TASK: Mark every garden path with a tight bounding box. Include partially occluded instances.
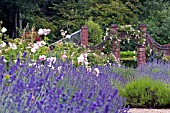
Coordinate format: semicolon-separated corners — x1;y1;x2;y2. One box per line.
128;108;170;113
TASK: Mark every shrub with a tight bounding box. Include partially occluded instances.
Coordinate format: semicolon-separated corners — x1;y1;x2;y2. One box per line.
85;18;104;45
119;77;170;108
120;51;137;67
87;50;116;66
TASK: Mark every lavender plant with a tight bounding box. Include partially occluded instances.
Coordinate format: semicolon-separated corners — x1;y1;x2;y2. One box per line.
0;53;129;113
113;61;170;108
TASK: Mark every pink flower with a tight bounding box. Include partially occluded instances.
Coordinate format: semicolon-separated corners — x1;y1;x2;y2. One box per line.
43;29;51;35
39;55;46;61
61;54;67;60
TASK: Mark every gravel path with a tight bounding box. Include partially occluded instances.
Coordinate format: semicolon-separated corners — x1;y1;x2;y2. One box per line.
128;108;170;113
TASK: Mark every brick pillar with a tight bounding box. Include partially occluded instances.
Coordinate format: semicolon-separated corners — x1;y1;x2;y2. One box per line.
137;24;147;66
81;26;88;46
111;24;120;63
137;45;146;66
139;24;147;36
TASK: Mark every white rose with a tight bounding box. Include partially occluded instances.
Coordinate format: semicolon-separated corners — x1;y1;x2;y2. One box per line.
38;28;44;35
31;48;36;53
94;68;100;77
0;41;6;48
41;41;46;45
77;54;84;64
1;27;7;33
43;29;51;35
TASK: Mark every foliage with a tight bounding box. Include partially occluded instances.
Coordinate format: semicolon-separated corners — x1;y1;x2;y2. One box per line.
140;0;170;44
110;66;136;81
120;51;136;58
86;0;139;26
24;16;58;43
0;0;46;38
110;61;170;108
121;60;137;68
37;0;139;39
119;77;170;108
87;50;116;66
120;51;137;67
85;18;104;45
101;39;112;54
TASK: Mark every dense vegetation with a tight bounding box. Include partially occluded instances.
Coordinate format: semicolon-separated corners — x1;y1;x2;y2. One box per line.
0;0;170;112
0;0;170;45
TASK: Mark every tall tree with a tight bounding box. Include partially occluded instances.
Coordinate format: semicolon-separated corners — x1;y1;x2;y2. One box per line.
0;0;45;38
140;0;170;44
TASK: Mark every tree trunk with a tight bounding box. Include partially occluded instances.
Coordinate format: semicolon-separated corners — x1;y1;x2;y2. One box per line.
19;10;22;29
14;11;18;38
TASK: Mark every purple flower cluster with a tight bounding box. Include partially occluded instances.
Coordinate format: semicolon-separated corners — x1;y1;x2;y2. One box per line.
136;61;170;84
0;53;128;113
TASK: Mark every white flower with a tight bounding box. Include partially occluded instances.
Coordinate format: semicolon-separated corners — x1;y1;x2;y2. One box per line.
61;32;66;37
43;29;51;35
77;54;84;64
58;66;62;73
100;52;104;55
26;46;31;49
94;68;100;77
39;55;46;61
28;62;36;67
125;25;132;27
41;41;46;45
127;38;130;43
1;27;7;33
14;60;17;63
8;42;17;50
86;66;92;72
33;43;39;50
36;41;43;47
47;57;56;63
3;58;7;62
133;50;136;54
84;61;89;66
38;28;44;35
31;48;36;53
0;41;6;48
48;62;55;70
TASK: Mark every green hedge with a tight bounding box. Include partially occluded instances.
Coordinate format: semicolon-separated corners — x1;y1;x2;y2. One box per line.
120;51;136;58
119;77;170;108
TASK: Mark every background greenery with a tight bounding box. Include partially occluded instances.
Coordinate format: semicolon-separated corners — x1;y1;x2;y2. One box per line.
1;0;169;46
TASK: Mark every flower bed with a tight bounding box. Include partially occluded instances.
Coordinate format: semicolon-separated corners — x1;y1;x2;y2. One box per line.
0;55;128;112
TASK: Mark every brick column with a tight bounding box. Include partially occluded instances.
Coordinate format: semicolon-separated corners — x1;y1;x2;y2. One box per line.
137;45;146;66
139;24;147;36
111;24;120;63
137;24;147;66
81;26;88;46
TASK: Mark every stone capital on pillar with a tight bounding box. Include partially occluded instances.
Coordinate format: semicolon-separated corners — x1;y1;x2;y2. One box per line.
110;24;118;34
81;25;88;46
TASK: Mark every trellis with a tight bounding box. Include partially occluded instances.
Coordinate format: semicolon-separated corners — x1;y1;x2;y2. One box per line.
81;24;170;67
